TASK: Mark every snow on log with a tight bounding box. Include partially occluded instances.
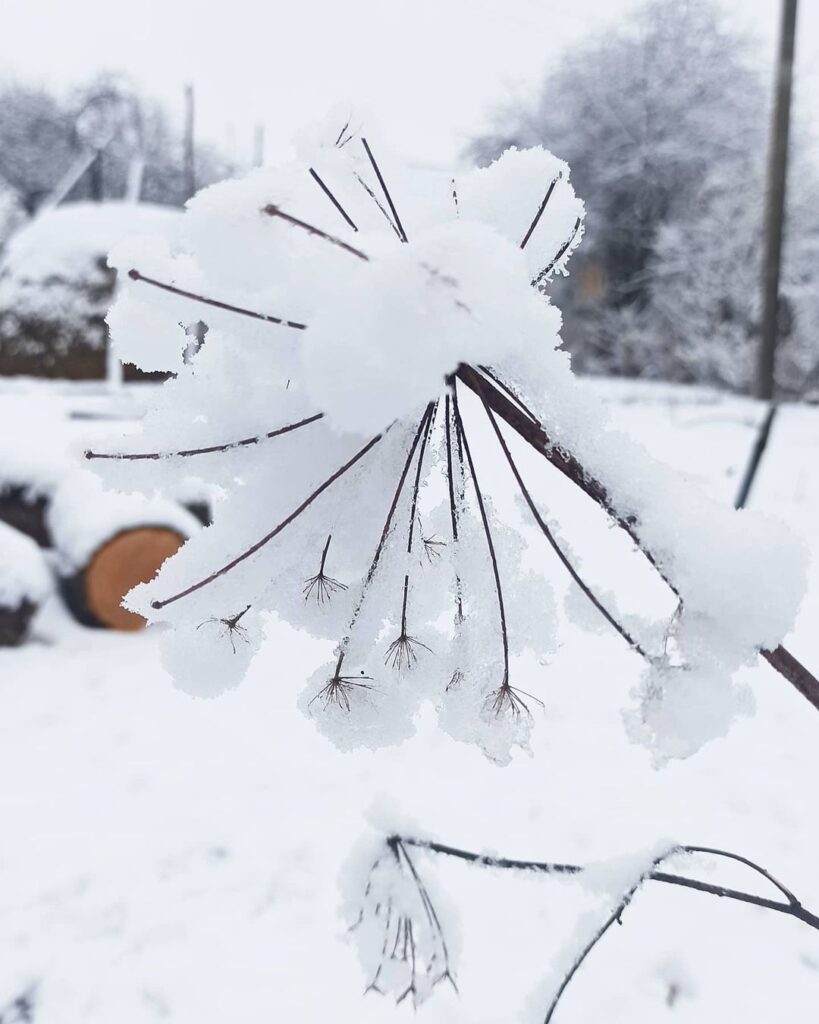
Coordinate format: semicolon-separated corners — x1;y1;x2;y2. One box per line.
47;473;200;631
0;520;51;645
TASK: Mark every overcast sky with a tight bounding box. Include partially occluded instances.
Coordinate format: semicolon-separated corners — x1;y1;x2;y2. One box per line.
1;0;817;166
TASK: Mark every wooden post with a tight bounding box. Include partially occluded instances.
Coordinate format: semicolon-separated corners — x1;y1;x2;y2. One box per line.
755;0;798;400
184;83;196;200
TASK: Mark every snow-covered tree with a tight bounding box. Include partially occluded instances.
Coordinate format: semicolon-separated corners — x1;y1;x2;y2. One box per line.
0;76;232;213
469;0;819;395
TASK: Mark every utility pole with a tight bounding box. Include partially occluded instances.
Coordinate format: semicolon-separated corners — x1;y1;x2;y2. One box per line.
184;83;196;201
755;0;798;400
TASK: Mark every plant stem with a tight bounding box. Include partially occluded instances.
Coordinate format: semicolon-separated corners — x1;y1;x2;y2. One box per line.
151;431;383;610
127;269;307;330
85;412;323;461
456;363;819;712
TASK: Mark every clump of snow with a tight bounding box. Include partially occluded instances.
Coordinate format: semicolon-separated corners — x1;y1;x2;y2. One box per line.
302;221;562;435
159;605;264;699
625;662;754;765
93;115;806;765
47;471;200;574
0;520;51;607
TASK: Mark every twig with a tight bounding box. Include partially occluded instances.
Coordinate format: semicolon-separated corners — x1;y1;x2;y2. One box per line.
303;534;348;603
261;204;369;261
309;167;359;232
390;834;819;1022
477;364;540;427
361;137;408;242
455;364;819;712
478;391;649;659
85;412;323;461
520;172;561;249
333;405;434;678
197;604;252;653
151;431;384;610
532;216;583;288
354;172;404;240
126;269;307;330
385;403;436;669
444;394;464;622
452;383;541;716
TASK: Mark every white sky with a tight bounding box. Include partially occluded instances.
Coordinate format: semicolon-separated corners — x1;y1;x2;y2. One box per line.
0;0;817;166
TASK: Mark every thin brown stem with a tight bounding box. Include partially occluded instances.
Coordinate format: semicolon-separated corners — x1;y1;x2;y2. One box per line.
361;137;408;242
334;406;434;676
303;534;347;604
309;167;359;232
542;847;680;1024
261;204;369;261
385;404;436;670
520;172;561;249
456;364;819;712
126;269;307;330
85;412;323;461
531;216;583;288
476;365;540;426
444;394;464;622
406;403;436;555
354;172;404;240
151;432;383;610
395;833;819;1021
451;383;509;689
479;394;649;659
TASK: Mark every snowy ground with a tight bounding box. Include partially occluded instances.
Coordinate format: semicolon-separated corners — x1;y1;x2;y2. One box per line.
1;378;819;1023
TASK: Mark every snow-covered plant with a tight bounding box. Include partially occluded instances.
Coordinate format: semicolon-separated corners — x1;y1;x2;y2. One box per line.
88;114;813;765
343;834;458;1006
345;828;819;1020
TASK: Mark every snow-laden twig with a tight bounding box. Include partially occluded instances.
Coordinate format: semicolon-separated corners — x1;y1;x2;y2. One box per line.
150;430;385;610
365;833;819;1022
455;363;819;711
126;268;307;330
477;386;650;659
309;166;360;232
85;412;324;461
361;137;408;243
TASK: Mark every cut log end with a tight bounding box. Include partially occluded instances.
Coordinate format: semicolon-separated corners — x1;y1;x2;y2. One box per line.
76;527;186;632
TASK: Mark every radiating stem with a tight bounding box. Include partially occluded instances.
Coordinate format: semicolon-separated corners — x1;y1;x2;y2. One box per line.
85;412;323;461
126;269;307;330
479;392;649;659
451;383;509;687
151;431;384;610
